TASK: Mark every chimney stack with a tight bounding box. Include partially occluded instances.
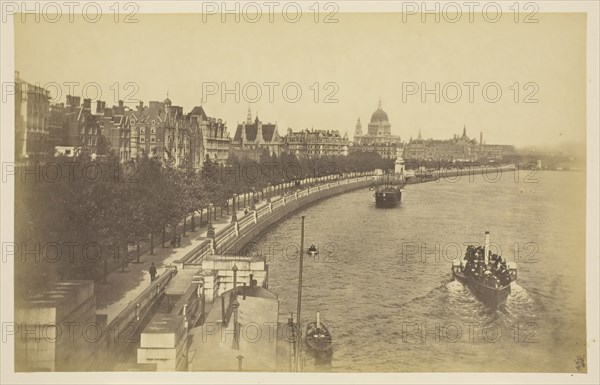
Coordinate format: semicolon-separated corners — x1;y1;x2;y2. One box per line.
83;98;91;110
118;100;124;107
480;132;483;145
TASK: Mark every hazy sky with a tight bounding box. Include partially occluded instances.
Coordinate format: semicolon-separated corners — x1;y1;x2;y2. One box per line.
15;12;586;147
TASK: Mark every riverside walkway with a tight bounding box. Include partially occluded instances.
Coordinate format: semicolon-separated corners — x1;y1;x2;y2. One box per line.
94;164;515;323
94;174;372;323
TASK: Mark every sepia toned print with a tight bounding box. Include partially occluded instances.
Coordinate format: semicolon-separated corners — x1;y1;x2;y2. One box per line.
1;2;598;383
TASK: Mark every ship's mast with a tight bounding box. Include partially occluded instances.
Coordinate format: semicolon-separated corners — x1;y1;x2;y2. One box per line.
484;231;490;263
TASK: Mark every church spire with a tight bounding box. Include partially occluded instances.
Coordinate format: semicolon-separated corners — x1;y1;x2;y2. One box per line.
246;105;253;124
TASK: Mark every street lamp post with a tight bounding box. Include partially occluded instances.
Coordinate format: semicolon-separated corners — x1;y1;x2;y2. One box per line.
207;203;215;238
231;194;238;223
251;188;256;210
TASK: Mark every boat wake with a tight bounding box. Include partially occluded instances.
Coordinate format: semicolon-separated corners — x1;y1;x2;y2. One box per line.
397;278;538;327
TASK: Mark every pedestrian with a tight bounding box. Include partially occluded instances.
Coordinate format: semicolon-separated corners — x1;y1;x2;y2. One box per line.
177;235;181;247
149;262;157;282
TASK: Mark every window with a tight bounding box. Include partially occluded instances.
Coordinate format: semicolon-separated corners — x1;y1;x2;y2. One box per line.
141;138;145;143
150;136;155;143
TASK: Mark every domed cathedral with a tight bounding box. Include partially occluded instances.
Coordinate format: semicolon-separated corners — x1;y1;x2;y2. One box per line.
352;99;403;159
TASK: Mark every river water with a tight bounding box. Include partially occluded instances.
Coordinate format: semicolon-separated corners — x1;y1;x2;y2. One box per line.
253;170;587;372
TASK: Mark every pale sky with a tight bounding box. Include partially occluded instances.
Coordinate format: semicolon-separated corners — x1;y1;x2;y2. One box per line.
15;12;586;147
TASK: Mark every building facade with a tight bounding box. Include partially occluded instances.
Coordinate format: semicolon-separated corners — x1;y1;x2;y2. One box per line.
97;100;131;161
232;107;281;157
352;100;402;159
15;72;51;158
284;128;349;158
187;106;231;166
404;126;515;162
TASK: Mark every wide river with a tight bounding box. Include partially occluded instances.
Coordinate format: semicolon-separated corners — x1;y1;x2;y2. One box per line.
252;170;587;372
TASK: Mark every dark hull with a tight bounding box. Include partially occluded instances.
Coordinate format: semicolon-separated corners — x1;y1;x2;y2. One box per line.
375;190;402;208
305;322;332;352
453;270;510;307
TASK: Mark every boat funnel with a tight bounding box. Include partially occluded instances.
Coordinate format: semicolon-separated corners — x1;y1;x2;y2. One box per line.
484;231;490;262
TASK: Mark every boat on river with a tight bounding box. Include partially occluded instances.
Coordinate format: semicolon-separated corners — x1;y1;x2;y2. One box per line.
374;172;405;208
305;312;332;352
451;231;517;307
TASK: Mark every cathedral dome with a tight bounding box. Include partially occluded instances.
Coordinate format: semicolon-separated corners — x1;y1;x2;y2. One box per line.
370;108;388;123
370;99;389;123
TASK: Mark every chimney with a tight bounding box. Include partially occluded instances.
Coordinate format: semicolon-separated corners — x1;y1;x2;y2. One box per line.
484;231;490;263
83;98;91;110
96;100;103;114
66;95;72;106
137;100;144;111
118;100;124;107
72;96;81;107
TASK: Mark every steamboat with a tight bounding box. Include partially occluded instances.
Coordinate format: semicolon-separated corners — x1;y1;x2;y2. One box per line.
374;172;405;208
451;231;517;307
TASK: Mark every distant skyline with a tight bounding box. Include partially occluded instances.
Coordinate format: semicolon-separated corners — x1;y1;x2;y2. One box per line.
15;13;586;148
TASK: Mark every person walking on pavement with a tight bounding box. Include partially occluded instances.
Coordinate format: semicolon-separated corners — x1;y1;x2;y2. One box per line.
149;262;157;282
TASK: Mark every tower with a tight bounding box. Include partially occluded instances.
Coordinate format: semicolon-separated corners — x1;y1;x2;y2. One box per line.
246;105;253;124
354;117;362;137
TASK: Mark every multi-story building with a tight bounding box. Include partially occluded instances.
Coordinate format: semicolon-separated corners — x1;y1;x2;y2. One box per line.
404;127;515;162
128;98;230;169
284;128;349;158
128;100;169;161
232;107;281;157
352;100;403;159
186;106;231;166
52;95;102;156
128;98;187;164
15;71;51;158
97;100;131;161
48;102;67;153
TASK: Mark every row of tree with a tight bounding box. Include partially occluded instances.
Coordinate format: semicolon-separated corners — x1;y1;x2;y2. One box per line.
14;150;392;297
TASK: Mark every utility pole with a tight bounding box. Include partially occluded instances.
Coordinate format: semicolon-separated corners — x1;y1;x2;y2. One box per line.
295;215;305;371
